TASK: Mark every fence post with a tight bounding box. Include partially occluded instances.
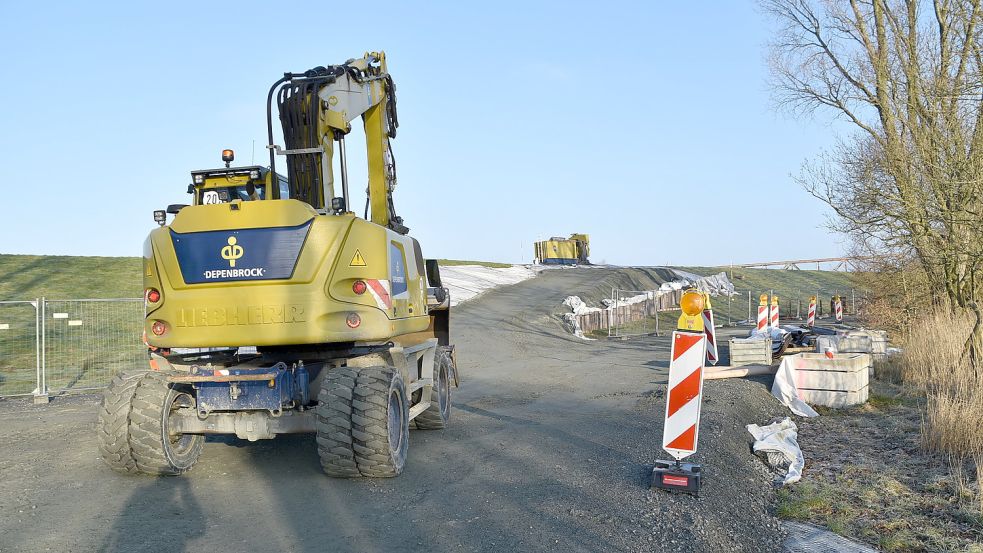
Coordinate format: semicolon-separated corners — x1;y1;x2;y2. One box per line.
34;297;49;403
747;290;751;323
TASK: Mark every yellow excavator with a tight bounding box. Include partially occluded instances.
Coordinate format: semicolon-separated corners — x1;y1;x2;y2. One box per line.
98;52;457;478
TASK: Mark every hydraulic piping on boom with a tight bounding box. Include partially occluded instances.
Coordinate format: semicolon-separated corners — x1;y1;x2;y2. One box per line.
265;52;407;234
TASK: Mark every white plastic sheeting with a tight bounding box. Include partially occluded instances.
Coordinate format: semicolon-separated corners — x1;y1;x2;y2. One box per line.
560;292;655;340
669;270;738;297
748;327;788;341
771;356;820;418
747;417;806;485
560;296;599;340
440;265;543;306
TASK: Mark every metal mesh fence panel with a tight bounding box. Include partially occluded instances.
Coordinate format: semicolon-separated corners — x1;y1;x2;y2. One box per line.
607;289;676;338
0;301;40;396
42;299;146;394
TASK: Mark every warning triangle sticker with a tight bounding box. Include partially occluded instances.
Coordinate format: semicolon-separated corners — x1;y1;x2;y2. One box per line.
349;249;367;267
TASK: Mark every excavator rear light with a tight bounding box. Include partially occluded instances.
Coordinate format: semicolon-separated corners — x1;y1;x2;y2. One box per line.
146;288;161;303
193;174;205;185
249;169;261;179
352;280;367;295
346;313;361;329
151;320;167;336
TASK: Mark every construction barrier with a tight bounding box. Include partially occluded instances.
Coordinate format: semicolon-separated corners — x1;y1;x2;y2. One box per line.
770;296;779;328
807;296;816;327
662;331;706;459
703;307;717;365
756;294;768;331
834;296;843;322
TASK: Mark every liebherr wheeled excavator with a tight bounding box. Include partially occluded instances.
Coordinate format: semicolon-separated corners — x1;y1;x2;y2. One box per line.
98;52;457;478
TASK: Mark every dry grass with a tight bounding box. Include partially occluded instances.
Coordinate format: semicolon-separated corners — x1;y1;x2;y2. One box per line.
898;309;983;513
781;381;983;551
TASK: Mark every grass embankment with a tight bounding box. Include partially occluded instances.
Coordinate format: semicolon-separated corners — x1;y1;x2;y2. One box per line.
0;254;514;300
0;254;143;299
679;266;860;325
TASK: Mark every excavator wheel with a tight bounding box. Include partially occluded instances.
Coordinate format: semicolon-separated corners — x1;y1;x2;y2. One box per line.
414;350;452;430
315;367;362;478
351;366;409;478
98;370;149;474
128;371;203;476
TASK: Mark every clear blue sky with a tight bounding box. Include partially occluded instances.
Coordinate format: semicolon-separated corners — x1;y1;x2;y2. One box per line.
0;1;849;266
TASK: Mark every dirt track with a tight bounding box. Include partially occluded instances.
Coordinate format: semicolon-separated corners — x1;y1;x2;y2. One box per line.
0;268;791;552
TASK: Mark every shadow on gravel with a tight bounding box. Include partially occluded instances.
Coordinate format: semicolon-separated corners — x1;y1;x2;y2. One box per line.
98;477;205;553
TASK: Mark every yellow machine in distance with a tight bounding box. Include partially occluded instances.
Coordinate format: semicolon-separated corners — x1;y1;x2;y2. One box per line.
102;52;456;480
534;233;590;265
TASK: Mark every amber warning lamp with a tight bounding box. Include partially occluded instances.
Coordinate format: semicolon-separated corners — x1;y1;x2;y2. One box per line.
222;149;235;168
677;289;706;332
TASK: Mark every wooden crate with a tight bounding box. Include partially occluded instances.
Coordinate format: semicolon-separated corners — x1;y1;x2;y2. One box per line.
789;353;870;408
728;338;772;366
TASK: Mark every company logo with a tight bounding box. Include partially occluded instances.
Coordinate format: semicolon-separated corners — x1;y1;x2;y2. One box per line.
221;236;244;267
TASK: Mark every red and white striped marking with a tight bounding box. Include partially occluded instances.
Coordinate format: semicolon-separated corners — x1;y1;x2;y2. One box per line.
702;309;718;365
835;299;843;322
770;300;780;328
807;299;816;326
662;331;707;460
757;305;768;331
366;279;392;311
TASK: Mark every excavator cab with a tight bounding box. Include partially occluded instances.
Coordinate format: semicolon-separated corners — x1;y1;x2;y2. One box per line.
189;162;290;205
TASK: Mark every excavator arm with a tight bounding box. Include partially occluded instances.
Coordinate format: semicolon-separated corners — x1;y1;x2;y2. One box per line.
266;51;406;233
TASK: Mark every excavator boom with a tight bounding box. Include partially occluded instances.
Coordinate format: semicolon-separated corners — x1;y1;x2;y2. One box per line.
266;51;406;233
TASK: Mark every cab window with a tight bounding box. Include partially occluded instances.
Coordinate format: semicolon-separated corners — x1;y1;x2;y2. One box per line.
200;185;265;204
390;242;408;297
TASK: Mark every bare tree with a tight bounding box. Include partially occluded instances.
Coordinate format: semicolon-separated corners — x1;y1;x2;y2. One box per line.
763;0;983;307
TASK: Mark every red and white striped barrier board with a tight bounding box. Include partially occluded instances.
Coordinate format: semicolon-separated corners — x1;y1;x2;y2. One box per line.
662;331;707;460
835;298;843;322
702;309;718;365
757;305;768;331
807;298;816;327
770;298;779;328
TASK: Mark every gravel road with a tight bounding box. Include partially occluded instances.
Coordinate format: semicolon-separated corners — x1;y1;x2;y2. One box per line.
0;268;791;552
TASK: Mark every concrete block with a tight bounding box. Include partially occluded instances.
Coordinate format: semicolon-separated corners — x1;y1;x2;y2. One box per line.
797;386;869;408
788;353;871;408
837;330;889;354
837;335;873;353
794;367;868;392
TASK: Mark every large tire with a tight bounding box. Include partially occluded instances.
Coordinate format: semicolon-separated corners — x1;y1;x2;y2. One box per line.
414;351;452;430
315;367;361;478
98;371;148;474
128;371;203;475
351;367;409;478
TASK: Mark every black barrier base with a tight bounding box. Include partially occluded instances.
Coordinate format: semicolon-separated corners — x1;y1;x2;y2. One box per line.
651;460;701;495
